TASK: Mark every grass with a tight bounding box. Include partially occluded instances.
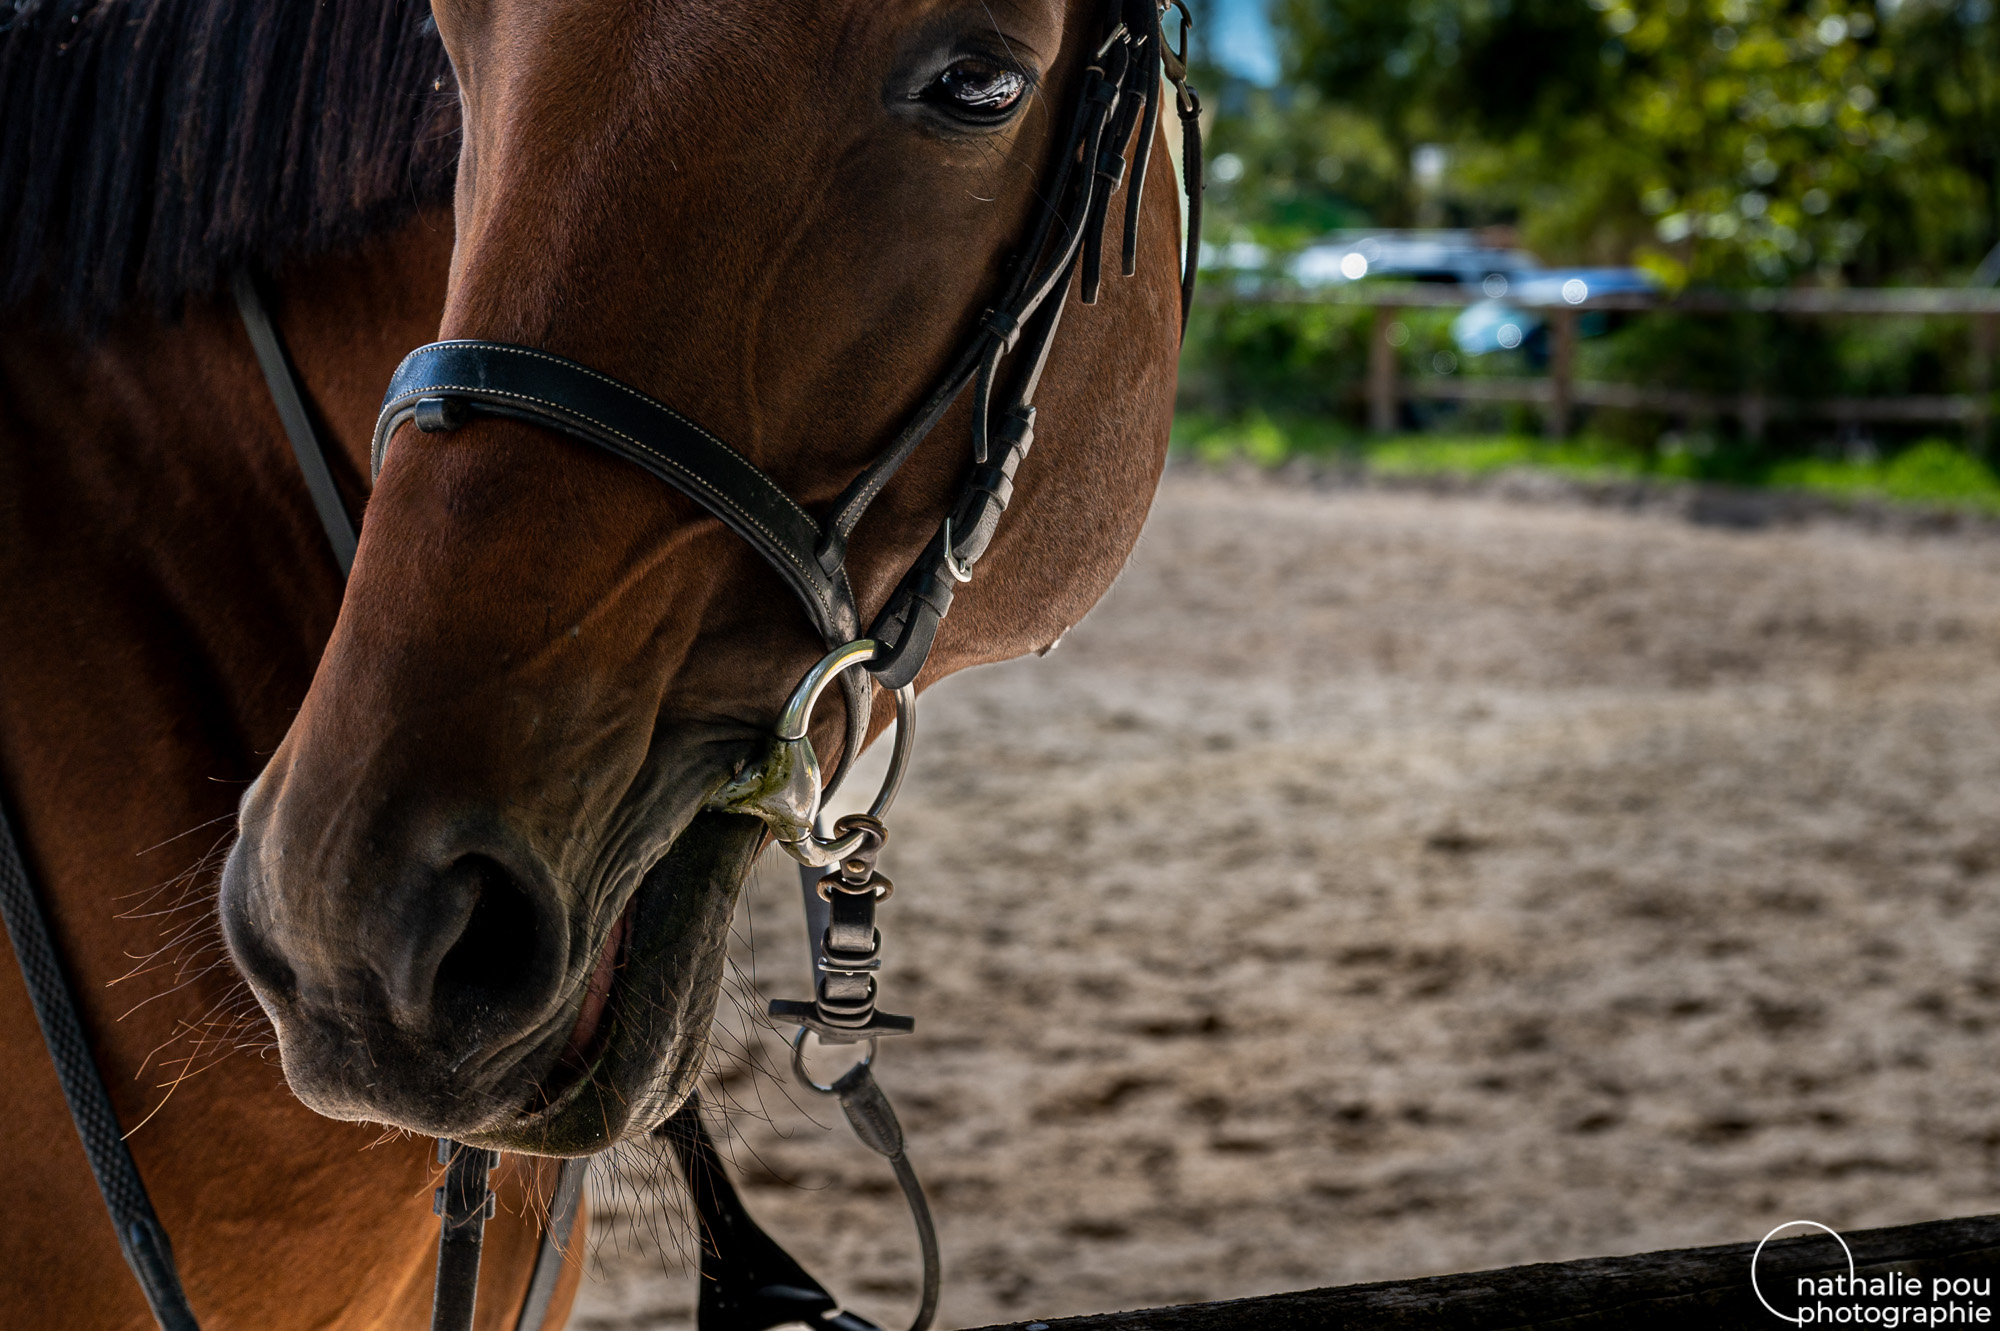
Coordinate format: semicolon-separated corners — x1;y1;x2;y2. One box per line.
1765;441;2000;513
1172;412;2000;514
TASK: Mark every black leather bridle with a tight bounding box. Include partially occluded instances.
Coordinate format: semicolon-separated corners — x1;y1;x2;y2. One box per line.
0;2;1200;1330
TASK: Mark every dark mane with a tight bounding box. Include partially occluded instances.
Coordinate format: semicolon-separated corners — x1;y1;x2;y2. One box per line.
0;0;457;329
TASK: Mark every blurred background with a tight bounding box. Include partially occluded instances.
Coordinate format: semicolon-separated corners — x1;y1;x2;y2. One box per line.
1179;0;2000;499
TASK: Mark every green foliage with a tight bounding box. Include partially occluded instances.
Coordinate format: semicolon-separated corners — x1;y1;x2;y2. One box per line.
1179;2;1998;476
1366;433;1651;476
1177;299;1377;415
1257;0;1999;284
1768;436;2000;505
1173;414;2000;510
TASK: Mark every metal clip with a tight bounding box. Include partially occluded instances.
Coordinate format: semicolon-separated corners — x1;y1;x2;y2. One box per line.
939;518;973;584
413;395;467;433
1161;0;1193;83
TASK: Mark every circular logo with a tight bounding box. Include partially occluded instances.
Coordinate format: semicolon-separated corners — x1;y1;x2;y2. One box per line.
1752;1221;1856;1324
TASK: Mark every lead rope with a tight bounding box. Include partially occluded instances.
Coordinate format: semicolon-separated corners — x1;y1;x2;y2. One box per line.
0;798;201;1331
775;819;941;1331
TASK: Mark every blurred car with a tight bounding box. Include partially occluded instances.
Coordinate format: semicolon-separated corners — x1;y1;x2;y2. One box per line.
1290;230;1541;288
1452;268;1662;356
1281;230;1660;358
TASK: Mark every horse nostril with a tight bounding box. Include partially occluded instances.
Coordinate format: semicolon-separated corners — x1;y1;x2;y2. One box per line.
434;853;543;1013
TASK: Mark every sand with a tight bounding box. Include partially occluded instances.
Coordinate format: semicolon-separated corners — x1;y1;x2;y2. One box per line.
569;468;2000;1330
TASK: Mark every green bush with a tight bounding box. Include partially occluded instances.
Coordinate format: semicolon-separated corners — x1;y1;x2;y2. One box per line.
1173;409;2000;515
1180;298;1993;477
1768;438;2000;510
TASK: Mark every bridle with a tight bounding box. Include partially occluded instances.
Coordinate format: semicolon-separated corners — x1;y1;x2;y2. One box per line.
372;0;1204;826
0;2;1200;1329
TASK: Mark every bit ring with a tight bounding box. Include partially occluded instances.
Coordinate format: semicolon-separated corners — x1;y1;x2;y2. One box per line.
772;641;916;867
791;1028;878;1097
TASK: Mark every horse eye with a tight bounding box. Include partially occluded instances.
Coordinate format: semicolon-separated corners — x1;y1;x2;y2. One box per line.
924;58;1028;119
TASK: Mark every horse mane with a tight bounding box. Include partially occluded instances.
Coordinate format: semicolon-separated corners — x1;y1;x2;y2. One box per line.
0;0;458;329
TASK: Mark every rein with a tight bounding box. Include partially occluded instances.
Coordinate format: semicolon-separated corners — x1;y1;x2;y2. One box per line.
0;2;1200;1328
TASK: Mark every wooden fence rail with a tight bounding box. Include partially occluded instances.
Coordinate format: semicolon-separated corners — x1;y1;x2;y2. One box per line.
1233;282;2000;444
966;1211;2000;1330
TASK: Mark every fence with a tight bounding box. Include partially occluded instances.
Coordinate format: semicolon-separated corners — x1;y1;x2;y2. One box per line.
1241;282;2000;445
966;1211;2000;1330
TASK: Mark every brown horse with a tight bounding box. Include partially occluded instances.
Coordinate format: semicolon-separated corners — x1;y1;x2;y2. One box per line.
2;0;1181;1325
1;3;576;1325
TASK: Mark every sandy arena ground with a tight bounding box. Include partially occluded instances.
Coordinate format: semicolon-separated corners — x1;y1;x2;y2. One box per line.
569;467;2000;1330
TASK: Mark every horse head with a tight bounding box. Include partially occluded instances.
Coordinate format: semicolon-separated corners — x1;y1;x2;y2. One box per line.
220;0;1185;1154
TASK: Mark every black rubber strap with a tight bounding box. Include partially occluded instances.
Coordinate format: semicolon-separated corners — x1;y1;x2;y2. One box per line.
0;795;202;1331
231;270;359;575
656;1095;883;1331
829;1065;940;1331
432;1141;498;1331
373;341;861;649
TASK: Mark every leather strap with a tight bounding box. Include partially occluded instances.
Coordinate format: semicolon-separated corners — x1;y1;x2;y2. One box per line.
0;795;202;1331
656;1094;887;1331
373;340;876;798
373;341;861;649
513;1159;587;1331
232;270;359;575
431;1142;499;1331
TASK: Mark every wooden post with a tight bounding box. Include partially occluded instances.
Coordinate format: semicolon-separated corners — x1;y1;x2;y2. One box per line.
1741;391;1768;444
966;1212;2000;1331
1546;307;1577;441
1972;312;1995;457
1369;305;1399;435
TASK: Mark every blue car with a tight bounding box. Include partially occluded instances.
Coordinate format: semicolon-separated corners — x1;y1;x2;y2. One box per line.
1452;267;1662;356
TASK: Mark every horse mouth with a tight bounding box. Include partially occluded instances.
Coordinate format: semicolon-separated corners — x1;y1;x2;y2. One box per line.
515;893;632;1118
475;810;765;1156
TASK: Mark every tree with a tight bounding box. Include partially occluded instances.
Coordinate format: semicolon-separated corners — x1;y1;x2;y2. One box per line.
1277;0;1997;285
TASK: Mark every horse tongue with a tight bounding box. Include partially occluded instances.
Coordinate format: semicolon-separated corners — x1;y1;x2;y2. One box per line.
563;904;629;1064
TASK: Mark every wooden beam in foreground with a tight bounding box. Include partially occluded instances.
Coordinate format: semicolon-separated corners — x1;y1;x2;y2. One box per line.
964;1212;2000;1330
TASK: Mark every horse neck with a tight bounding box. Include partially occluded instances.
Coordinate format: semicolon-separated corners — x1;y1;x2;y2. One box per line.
0;211;452;1053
